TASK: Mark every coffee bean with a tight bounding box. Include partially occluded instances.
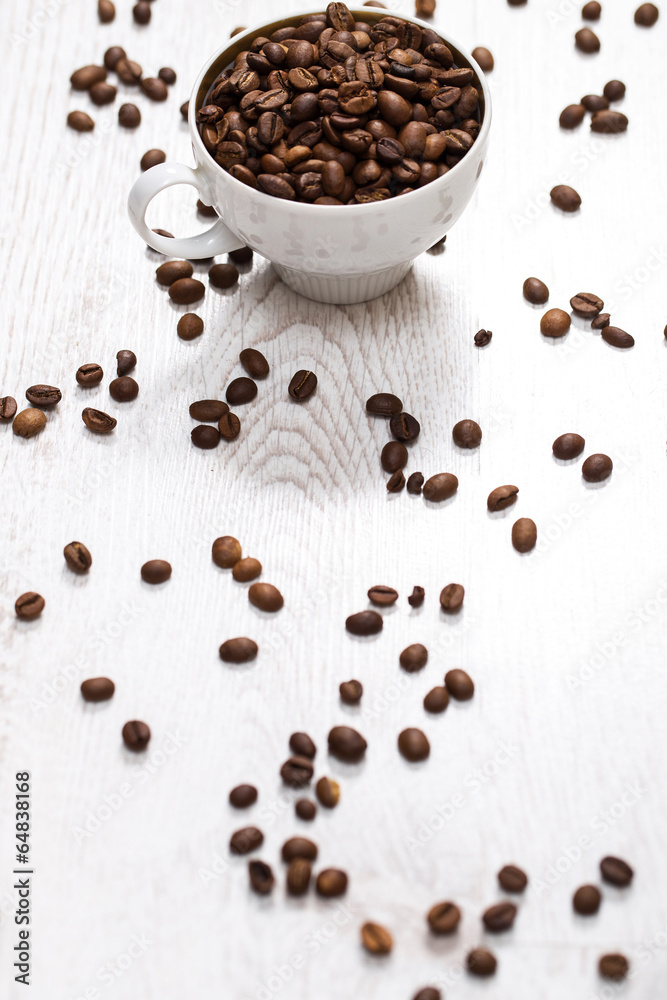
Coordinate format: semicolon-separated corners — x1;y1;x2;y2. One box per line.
219;637;258;663
159;67;177;85
599;954;629;980
141;559;172;584
602;326;634;349
573;884;601;915
290;732;317;758
550;184;581;212
219;412;241;440
635;2;659;25
603;79;626;101
467;948;497;977
156;260;193;285
368;585;398;606
367;393;403;416
424;686;449;713
575;26;600;51
226;377;257;406
390;411;420;442
523;277;549;304
104;46;126;70
191;425;220;449
212;535;241;567
82;407;116;433
26;384;61;406
600;856;633;886
249;860;275;894
316;868;348;897
116;351;137;376
289;370;318;400
191;400;229;423
281;756;314;787
346;610;383;635
471;46;494;72
415;0;436;15
116;58;142;84
70;65;107;90
249;583;283;612
591;109;629;133
295;798;316;820
197;201;216;220
90;81;117;105
177;314;204;340
0;396;17;422
512;517;537;552
570;292;604;318
440;583;464;612
581;94;609;112
559;103;586;128
553;433;585;460
315;776;341;808
239;349;269;379
229;247;253;266
169;278;205;305
487;485;519;511
483;902;517;932
232;557;262;582
582;0;602;17
98;0;115;22
287;858;312;895
408;586;425;607
230;826;264;855
406;472;424;494
582;453;613;482
381;441;408;473
474;329;492;346
340;680;363;705
13;409;46;438
64;541;92;574
423;473;459;502
387;470;406;493
15;592;45;620
328;725;367;762
76;363;103;387
133;1;151;24
444;669;474;700
427;901;461;934
591;313;611;329
180;101;189;121
209;263;240;289
109;377;139;403
498;865;528;892
81;677;115;702
282;837;318;863
398;727;430;761
361;922;393;955
452;419;482;448
540;308;571;338
122;720;151;751
141;149;166;172
400;643;428;672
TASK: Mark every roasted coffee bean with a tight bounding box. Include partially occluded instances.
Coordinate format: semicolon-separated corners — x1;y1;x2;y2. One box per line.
471;46;494;72
398;727;430;761
600;856;633;887
81;677;115;702
232;557;262;582
570;292;604;317
295;798;317;820
406;472;424;494
0;396;17;422
487;485;519;511
117;350;136;376
282;837;318;862
287;858;312;895
387;470;406;493
169;278;205;304
316;775;341;807
141;559;172;584
180;101;189;121
15;592;45;620
340;680;363;705
427;902;461;934
239;348;269;379
290;732;317;758
400;643;428;672
26;384;61;406
603;79;626;101
219;637;258;663
591;313;611;329
573;884;601;915
368;585;398;606
581;94;609;112
467;948;497;977
523;277;549;304
316;868;348;897
474;328;492;346
218;412;241;440
328;725;367;762
191;425;220;449
177;314;204;340
288;370;317;400
582;453;613;482
599;954;629;980
498;865;528;892
229;247;253;266
550;184;581;211
13;408;46;438
133;1;151;24
381;441;408;472
444;668;474;701
361;922;393;955
104;45;126;70
512;517;537;552
415;0;436;15
582;0;602;17
226;377;258;406
76;363;104;387
90;81;117;105
408;586;425;607
423;473;458;502
483;902;517;932
281;756;314;786
635;2;659;25
98;0;115;22
602;326;634;348
366;393;403;415
70;65;107;90
116;58;142;84
209;263;240;289
540;308;571;338
122;720;151;751
212;535;241;567
230;826;264;855
159;67;177;85
64;541;92;574
390;411;420;442
452;419;482;448
424;686;449;713
575;26;601;51
249;860;275;894
559;103;586;128
229;783;258;808
553;433;585;460
109;377;139;402
440;583;464;612
156;259;193;285
191;400;229;423
592;109;629;132
249;583;284;612
141;149;166;171
82;407;116;433
346;610;383;635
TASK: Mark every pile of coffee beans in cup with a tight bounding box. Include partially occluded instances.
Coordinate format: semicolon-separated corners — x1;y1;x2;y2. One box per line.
196;2;483;205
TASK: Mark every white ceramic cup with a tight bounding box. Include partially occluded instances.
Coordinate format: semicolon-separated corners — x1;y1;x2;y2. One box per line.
127;8;492;305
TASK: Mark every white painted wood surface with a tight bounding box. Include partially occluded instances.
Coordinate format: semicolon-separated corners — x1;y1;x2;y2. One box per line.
2;1;667;998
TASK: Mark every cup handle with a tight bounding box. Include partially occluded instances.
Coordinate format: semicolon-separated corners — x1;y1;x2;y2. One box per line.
127;161;245;258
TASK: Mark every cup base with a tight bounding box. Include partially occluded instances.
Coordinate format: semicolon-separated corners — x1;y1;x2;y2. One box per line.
272;261;413;304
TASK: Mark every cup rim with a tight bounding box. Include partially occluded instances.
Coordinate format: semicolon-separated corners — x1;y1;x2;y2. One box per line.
188;5;493;214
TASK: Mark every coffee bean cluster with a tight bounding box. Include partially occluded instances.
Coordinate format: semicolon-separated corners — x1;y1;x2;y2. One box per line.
196;3;483;205
559;78;628;134
213;533;284;661
529;279;634;349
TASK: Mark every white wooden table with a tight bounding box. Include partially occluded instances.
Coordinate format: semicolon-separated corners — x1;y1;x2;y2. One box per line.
2;1;667;997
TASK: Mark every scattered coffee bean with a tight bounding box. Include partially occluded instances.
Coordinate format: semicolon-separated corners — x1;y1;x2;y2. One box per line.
423;473;458;502
82;407;116;433
229;784;258;808
583;1;602;17
295;799;316;820
249;583;284;612
487;485;519;511
498;865;528;892
346;610;383;635
219;413;241;440
424;686;449;713
230;826;264;855
0;396;17;422
219;637;258;663
90;81;117;106
116;58;142;84
109;377;139;403
229;247;254;266
599;954;629;980
328;725;367;762
64;541;92;574
581;94;609;112
591;109;629;133
390;411;420;442
368;585;398;606
366;393;403;416
483;902;517;932
289;371;317;400
116;351;136;376
440;583;465;612
281;756;314;787
290;732;317;758
26;384;61;406
230;24;247;36
232;557;262;582
212;535;242;567
159;67;177;86
81;677;115;702
471;47;494;72
76;363;103;387
180;101;189;121
560;104;586;129
191;425;220;449
407;472;424;494
604;79;626;101
239;349;269;379
70;65;107;90
523;277;549;304
191;400;229;423
381;441;408;473
141;559;172;584
281;837;318;862
427;902;461;934
575;27;601;51
361;922;393;955
387;470;406;492
444;669;474;700
316;868;348;897
600;856;633;886
104;46;126;70
540;308;571;338
177;314;204;340
573;884;601;914
551;185;582;212
133;1;151;24
287;858;312;895
582;453;613;482
249;860;275;894
226;377;257;406
412;988;440;1000
467;948;497;977
512;517;537;552
591;312;611;329
570;292;604;318
15;592;45;620
408;586;425;607
140;149;166;171
474;329;492;346
156;260;193;285
209;263;240;289
452;419;482;449
635;2;659;25
13;408;46;438
316;776;341;807
553;433;586;460
415;0;436;16
340;680;363;705
398;727;430;762
122;720;151;751
169;278;205;304
98;0;116;22
602;326;634;348
400;643;428;672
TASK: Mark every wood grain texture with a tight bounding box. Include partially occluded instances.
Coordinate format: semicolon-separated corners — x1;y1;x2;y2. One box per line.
2;1;667;998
